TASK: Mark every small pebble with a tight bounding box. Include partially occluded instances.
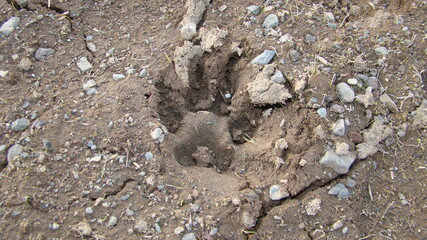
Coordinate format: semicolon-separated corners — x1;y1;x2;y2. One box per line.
269;185;289;200
317;108;327;118
139;69;147;78
262;14;279;28
246;5;260;15
251;50;276;65
107;216;118;228
113;74;125;80
375;46;389;55
85;207;94;214
174;226;185;235
145;152;154;160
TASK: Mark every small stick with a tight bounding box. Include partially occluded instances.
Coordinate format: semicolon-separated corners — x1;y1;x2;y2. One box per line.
381;201;395;219
368;184;374;201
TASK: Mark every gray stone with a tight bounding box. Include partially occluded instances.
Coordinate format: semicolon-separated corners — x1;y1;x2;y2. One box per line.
134;220;148;233
380;94;399;113
270;69;285;83
16;0;28;8
412;99;427;129
332;119;346;136
85;207;93;214
180;22;197;40
269;184;289;200
262;14;279;28
11;118;30;132
83;80;96;91
357;117;393;159
145;152;154;160
317;108;327;118
113;74;125;80
87;42;97;53
182;233;196;240
353;55;367;73
375;46;389;55
346;178;357;188
86;88;98;95
43;139;52;153
247;5;260;15
107;216;117;228
247;78;292;105
242;211;257;229
319;150;355;174
305;198;322;216
151;127;165;143
306;34;317;43
0;17;20;38
289;49;300;62
139;69;147;78
366;77;380;90
356;87;374;108
18;58;32;71
328;183;350;198
0;145;7;154
7;144;23;163
76;221;92;236
251;50;276;65
324;12;335;22
330;104;345;113
336;82;355;103
35;48;55;61
77;57;92;72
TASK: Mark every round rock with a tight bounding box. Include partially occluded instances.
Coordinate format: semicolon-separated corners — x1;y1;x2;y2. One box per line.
262;14;279;28
336;82;355;103
11;118;30;132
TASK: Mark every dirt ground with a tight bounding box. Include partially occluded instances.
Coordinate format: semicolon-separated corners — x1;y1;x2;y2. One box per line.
0;0;426;239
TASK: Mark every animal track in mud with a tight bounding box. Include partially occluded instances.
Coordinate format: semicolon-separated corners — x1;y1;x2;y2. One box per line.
152;40;259;171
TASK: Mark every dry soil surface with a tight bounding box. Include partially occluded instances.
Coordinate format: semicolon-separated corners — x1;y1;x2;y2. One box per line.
0;0;426;240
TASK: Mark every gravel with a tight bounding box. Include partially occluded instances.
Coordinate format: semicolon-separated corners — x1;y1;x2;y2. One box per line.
246;5;260;15
305;198;322;216
270;69;285;84
375;46;389;55
251;50;276;65
35;48;55;61
336;82;355;103
319;150;355;174
328;183;350;198
324;12;335;22
134;220;148;233
289;49;300;62
85;207;93;214
306;34;317;43
317;108;327;118
11;118;30;132
182;233;196;240
380;94;399;113
113;74;126;80
0;145;7;154
139;69;147;78
262;14;279;28
332;119;346;136
151;127;165;143
107;216;118;228
0;17;20;37
77;57;93;72
269;184;289;200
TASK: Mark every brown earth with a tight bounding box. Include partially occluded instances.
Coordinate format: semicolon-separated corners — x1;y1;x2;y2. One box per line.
0;0;426;240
